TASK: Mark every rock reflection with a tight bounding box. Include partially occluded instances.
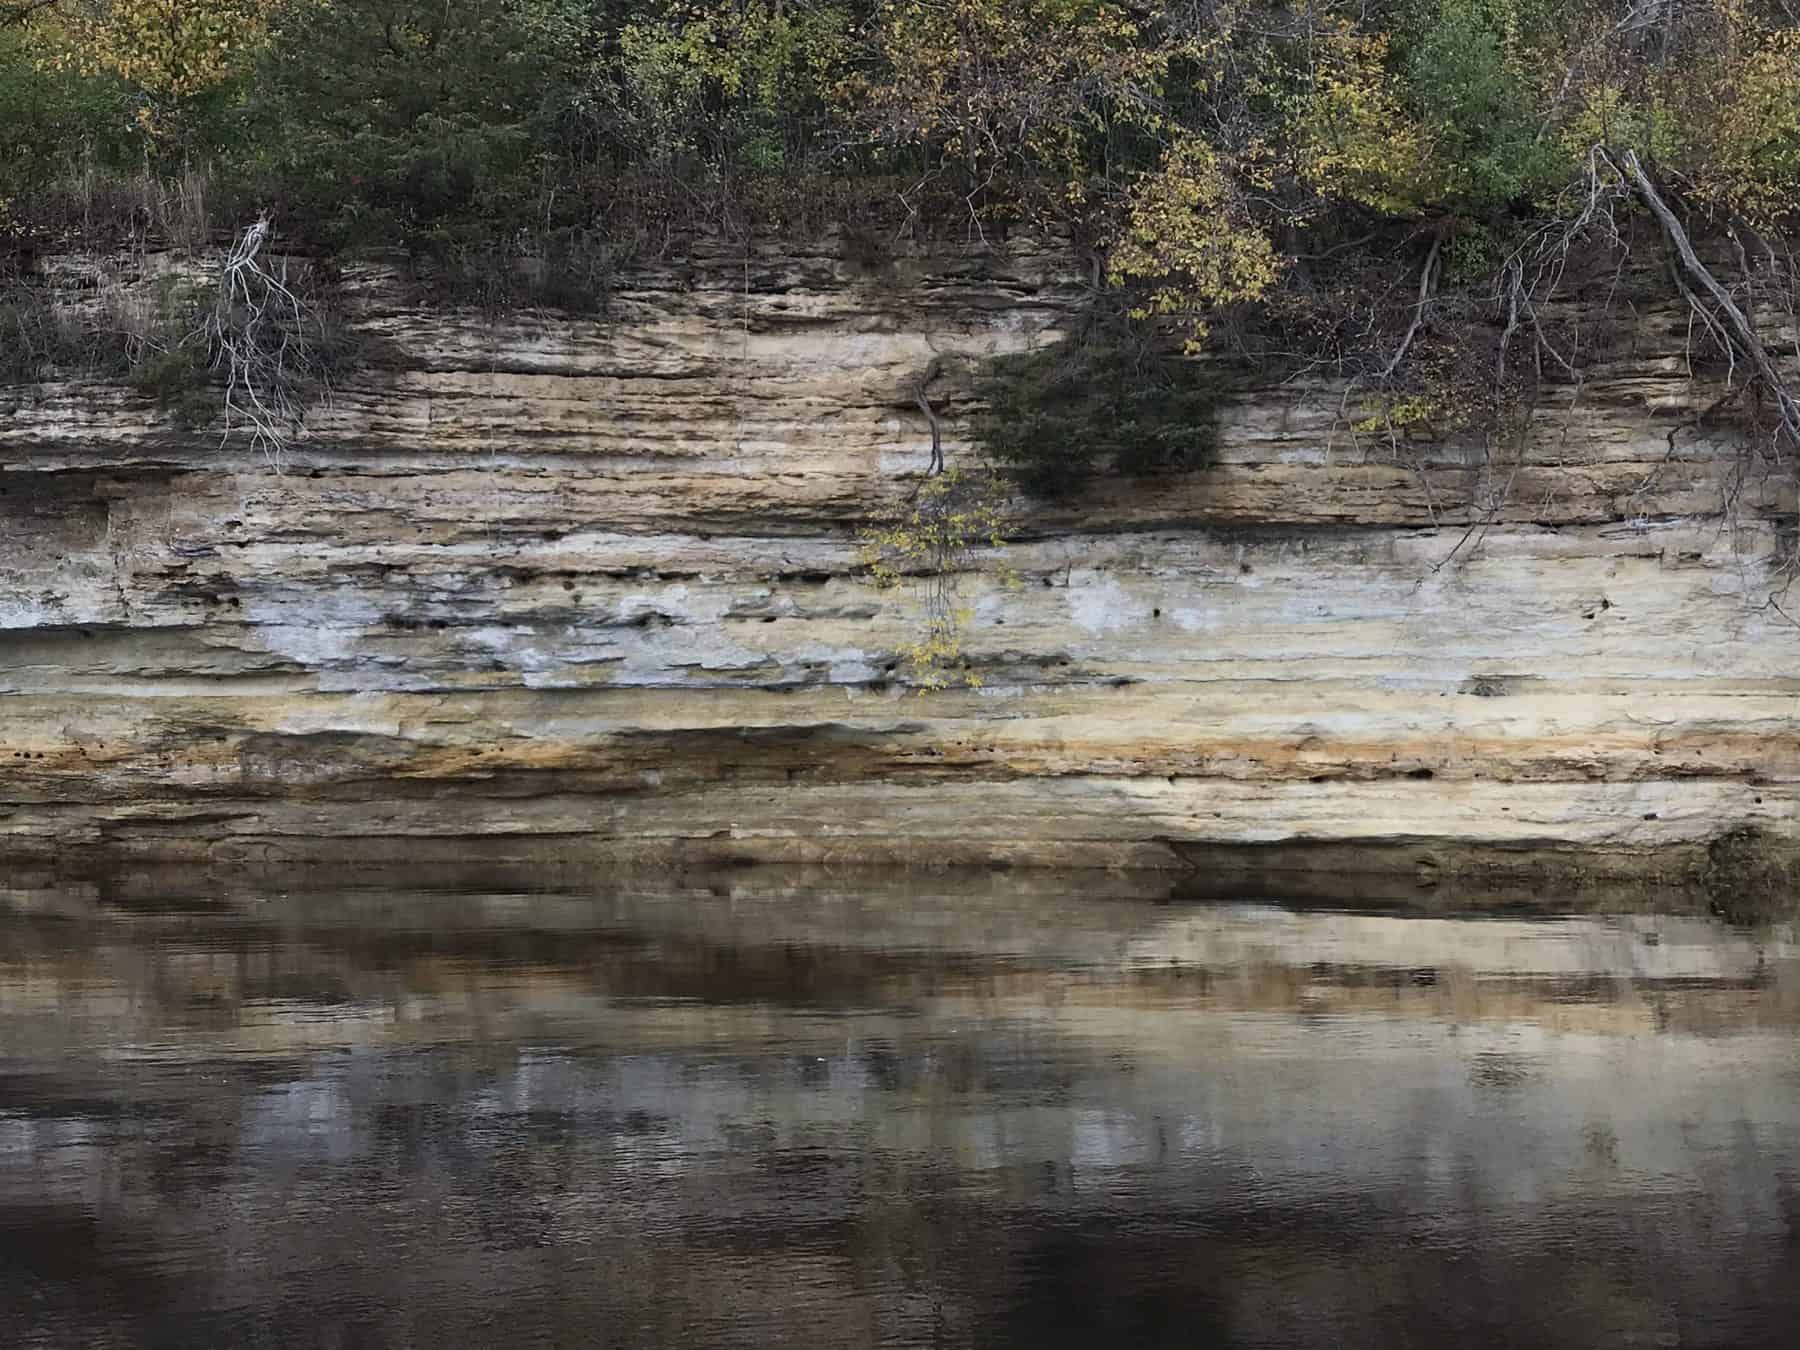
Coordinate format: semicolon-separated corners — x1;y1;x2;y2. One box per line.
2;866;1799;1347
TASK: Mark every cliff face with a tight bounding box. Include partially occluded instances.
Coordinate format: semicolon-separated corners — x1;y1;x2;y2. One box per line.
2;235;1798;876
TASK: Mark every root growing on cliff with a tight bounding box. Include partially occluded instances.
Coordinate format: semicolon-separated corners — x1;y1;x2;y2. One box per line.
915;356;946;476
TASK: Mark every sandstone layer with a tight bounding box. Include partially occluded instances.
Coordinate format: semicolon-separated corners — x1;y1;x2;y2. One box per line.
2;234;1798;883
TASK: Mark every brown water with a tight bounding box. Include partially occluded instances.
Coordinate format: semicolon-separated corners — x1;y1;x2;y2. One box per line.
3;866;1799;1348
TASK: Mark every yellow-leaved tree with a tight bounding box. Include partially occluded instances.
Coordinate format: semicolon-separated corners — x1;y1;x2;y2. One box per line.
1107;135;1283;348
847;0;1176;218
859;466;1013;691
29;0;290;137
1289;19;1436;216
1679;5;1800;230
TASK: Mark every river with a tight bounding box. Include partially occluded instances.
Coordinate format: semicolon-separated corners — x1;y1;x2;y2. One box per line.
3;865;1798;1346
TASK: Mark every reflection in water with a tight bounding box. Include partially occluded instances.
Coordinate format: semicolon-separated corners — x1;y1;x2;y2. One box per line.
3;866;1799;1347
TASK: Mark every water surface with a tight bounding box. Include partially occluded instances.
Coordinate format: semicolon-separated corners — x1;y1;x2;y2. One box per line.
4;867;1799;1347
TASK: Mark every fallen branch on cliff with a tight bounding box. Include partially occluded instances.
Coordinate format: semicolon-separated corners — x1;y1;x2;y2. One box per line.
1381;231;1443;381
1618;149;1800;458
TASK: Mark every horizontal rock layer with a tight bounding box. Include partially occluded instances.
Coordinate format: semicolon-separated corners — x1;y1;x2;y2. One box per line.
2;234;1798;876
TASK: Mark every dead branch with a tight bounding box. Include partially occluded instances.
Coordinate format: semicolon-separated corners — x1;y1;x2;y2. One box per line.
1668;257;1736;387
1497;259;1522;387
1380;231;1442;380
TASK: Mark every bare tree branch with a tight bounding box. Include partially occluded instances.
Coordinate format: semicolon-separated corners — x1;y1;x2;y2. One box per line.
1380;231;1442;380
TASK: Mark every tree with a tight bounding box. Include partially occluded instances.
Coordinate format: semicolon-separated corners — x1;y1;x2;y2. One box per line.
844;0;1177;225
8;0;290;144
1108;135;1282;347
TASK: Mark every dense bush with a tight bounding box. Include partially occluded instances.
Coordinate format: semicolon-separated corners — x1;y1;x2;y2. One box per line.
0;273;208;410
1397;0;1568;212
0;28;133;208
231;1;579;248
2;1;1793;252
975;319;1228;497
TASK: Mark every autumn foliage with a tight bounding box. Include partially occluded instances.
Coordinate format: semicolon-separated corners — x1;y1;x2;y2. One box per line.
2;0;1799;476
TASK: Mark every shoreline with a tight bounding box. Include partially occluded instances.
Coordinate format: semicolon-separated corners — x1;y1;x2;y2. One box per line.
5;824;1793;921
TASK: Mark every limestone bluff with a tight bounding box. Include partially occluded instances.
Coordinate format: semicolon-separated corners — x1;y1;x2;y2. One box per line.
1;233;1796;887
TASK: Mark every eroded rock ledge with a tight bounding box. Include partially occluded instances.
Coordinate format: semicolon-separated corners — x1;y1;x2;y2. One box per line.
2;233;1798;879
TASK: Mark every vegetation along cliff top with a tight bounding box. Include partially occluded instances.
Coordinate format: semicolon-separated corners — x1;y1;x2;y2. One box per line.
4;0;1799;496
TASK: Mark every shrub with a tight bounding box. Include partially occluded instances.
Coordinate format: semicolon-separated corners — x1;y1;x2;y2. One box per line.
859;465;1013;690
232;1;582;249
0;291;103;382
0;272;206;398
127;340;211;423
0;28;136;215
973;317;1228;497
419;227;623;317
1396;0;1569;213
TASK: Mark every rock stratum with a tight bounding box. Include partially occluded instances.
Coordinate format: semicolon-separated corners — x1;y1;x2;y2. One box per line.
3;234;1799;884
